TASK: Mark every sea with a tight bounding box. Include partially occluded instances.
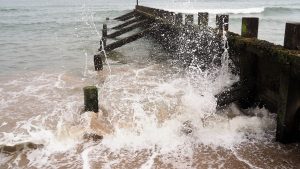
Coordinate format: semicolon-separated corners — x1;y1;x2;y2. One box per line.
0;0;300;168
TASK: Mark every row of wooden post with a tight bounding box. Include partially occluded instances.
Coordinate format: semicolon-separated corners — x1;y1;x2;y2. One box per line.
174;12;299;50
100;12;299;52
87;10;300;113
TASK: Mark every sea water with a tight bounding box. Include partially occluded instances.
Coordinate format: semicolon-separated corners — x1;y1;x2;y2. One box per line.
0;0;300;168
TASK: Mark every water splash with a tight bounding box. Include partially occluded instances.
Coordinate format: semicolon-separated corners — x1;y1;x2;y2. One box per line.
0;4;299;169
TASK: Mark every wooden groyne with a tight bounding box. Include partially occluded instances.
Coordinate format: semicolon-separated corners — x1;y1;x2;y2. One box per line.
93;5;300;143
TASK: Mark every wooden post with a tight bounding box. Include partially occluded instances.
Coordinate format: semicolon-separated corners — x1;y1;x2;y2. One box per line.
276;63;291;143
94;54;103;71
284;22;300;50
185;14;194;25
137;0;139;6
175;13;183;25
102;24;107;37
83;86;99;113
276;62;300;143
198;12;208;26
170;12;175;24
101;24;107;49
216;14;229;31
241;17;259;38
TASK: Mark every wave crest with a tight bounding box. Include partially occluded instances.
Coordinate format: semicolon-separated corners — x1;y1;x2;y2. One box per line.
167;6;300;14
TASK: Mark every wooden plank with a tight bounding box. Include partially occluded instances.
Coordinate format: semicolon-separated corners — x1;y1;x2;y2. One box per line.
101;27;153;52
107;20;152;38
135;5;173;24
112;16;143;29
114;11;135;21
216;81;254;108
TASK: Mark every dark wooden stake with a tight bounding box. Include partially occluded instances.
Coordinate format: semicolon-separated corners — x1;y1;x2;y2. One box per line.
175;13;183;25
170;12;175;24
216;14;229;31
284;22;300;50
83;86;99;113
101;24;107;49
241;17;259;38
185;14;194;25
94;54;103;71
102;24;107;37
198;12;208;26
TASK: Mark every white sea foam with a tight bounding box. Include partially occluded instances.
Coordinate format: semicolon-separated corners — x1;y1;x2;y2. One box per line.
0;122;7;128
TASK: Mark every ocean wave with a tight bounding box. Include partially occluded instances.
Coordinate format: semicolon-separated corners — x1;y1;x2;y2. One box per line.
0;8;31;12
167;7;265;14
0;8;18;12
263;7;300;15
167;6;300;14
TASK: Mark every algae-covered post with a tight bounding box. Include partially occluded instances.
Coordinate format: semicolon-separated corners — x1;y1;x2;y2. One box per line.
216;14;229;32
284;23;300;50
185;14;194;25
198;12;209;26
241;17;259;38
83;86;99;113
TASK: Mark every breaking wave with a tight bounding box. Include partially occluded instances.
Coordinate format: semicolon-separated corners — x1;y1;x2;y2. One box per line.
167;6;300;14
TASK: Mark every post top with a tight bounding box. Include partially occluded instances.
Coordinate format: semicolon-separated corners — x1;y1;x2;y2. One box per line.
84;86;98;90
286;22;300;25
198;12;209;14
216;14;229;17
242;17;259;19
